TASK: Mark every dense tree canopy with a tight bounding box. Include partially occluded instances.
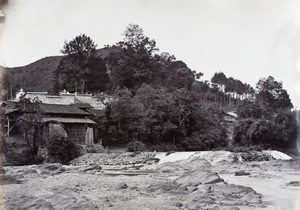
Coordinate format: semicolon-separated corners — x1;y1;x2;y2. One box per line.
54;34;109;93
105;24;197;91
51;24;298;151
105;24;161;90
211;72;227;85
256;76;293;110
211;72;254;97
99;84;228;150
233;79;296;149
60;34;97;56
233;110;298;148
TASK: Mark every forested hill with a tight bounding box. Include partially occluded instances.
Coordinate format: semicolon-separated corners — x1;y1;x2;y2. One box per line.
2;47;120;97
3;56;62;94
2;23;298;153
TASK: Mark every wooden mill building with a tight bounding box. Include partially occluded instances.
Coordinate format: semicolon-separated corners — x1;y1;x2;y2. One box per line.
4;102;97;146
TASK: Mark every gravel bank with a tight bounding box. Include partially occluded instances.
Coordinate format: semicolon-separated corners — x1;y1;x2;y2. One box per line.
70;152;157;166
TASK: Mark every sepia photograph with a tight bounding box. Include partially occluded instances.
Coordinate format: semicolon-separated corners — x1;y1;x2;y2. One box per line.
0;0;299;209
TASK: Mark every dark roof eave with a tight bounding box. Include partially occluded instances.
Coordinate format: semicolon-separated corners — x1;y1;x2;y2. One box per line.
39;104;90;115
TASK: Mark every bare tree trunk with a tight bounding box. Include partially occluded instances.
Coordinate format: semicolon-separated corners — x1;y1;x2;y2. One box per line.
172;135;176;145
23;129;32;148
82;80;85;94
32;125;39;156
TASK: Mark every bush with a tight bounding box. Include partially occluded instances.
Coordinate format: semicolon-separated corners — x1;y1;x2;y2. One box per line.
181;137;205;151
233;111;298;148
150;144;179;152
232;119;254;146
46;136;81;164
237;101;270;119
79;144;105;154
4;146;35;166
127;141;145;152
181;128;227;151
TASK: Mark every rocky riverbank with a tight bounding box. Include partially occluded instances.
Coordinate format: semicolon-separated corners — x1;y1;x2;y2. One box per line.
1;150;299;209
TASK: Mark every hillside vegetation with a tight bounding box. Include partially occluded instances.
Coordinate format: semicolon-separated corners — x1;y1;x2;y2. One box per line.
3;56;62;95
3;24;298;153
2;47;118;96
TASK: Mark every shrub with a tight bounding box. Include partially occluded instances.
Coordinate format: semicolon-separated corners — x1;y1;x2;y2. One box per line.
181;136;208;151
79;144;105;154
46;136;81;164
232;119;254;146
233;111;298;149
237;101;270;119
150;144;179;152
127;140;145;152
4;146;35;166
181;128;227;151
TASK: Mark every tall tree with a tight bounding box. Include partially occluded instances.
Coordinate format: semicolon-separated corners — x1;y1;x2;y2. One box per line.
16;97;42;155
121;23;158;54
167;67;195;90
54;34;109;93
60;34;97;56
105;24;161;90
256;76;293;109
103;88;146;145
211;72;227;85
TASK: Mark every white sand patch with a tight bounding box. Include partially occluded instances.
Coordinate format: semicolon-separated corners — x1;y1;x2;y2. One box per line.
192;151;233;163
155;151;233;165
263;150;292;160
154;150;293;166
155;152;196;164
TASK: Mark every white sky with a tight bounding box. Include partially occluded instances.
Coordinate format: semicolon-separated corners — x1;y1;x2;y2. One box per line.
0;0;299;107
